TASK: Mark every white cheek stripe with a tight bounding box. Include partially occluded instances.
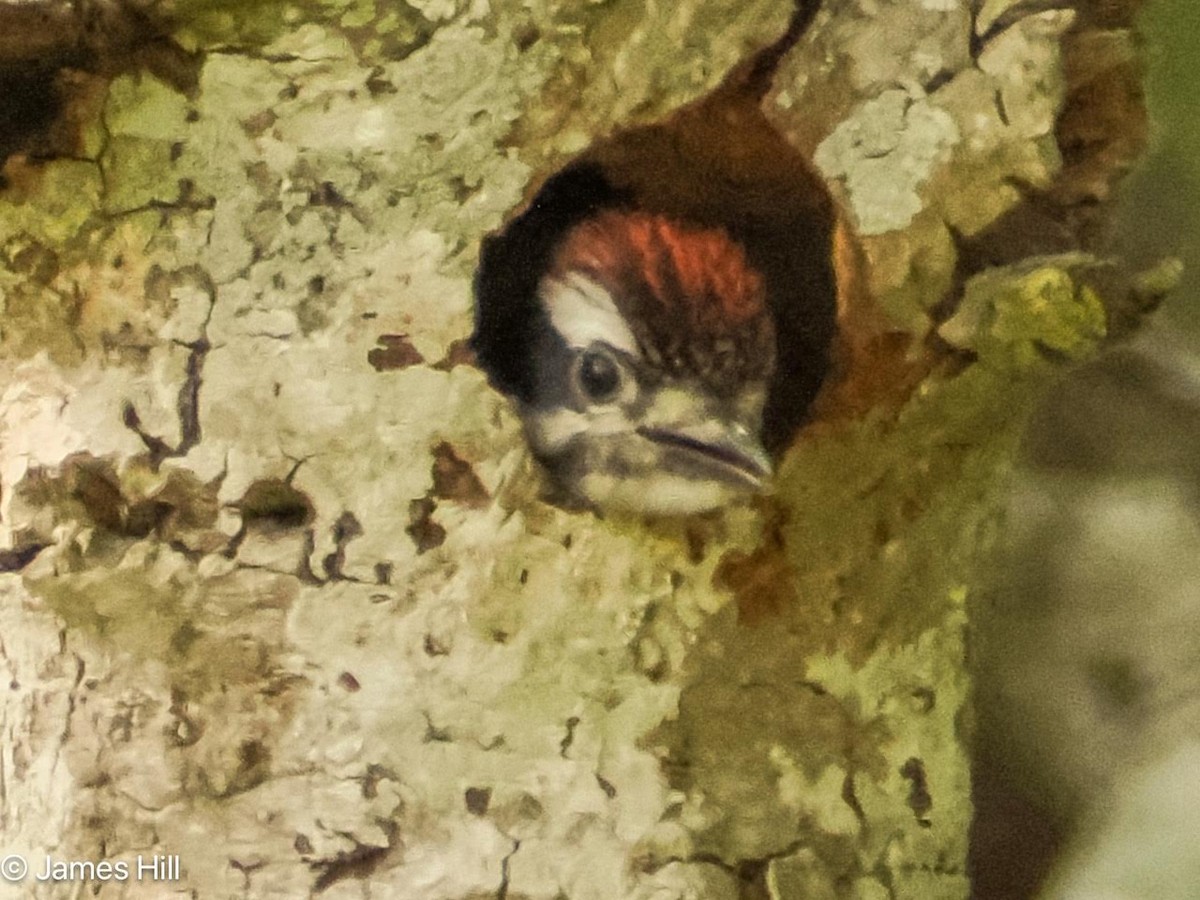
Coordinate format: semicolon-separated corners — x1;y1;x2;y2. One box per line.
526;407;585;453
526;406;632;453
538;273;639;355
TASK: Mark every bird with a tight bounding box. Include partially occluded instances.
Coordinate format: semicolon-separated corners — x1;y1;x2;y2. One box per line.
472;156;838;516
523;205;774;515
471;5;840;516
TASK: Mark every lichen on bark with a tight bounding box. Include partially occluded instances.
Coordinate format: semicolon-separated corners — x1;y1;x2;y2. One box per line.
0;1;1159;899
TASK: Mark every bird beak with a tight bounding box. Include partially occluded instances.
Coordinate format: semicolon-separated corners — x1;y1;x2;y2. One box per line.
636;418;773;492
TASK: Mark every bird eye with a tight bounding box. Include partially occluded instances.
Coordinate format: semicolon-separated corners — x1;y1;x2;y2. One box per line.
576;347;623;404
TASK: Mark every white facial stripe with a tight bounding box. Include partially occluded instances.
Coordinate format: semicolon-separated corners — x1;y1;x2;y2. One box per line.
525;407;586;453
538;273;639;355
525;405;633;454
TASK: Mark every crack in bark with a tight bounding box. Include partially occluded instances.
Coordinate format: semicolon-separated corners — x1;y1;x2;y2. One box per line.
57;653;86;753
310;820;399;894
970;0;1077;59
641;837;810;879
733;0;824;99
122;270;215;469
175;334;209;456
322;512;364;580
298;529;325;585
208;47;342;66
230;856;265;894
496;838;519;900
899;757;934;827
993;88;1010;127
422;712;451;744
842;771;868;827
558;716;580;758
99;195;218;222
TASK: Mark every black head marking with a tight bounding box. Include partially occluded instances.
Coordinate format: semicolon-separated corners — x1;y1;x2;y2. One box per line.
471;163;633;402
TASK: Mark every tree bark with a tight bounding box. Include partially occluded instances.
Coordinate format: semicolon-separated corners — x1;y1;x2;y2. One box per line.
0;1;1157;898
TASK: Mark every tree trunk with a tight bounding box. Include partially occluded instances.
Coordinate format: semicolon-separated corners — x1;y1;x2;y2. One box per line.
0;1;1157;898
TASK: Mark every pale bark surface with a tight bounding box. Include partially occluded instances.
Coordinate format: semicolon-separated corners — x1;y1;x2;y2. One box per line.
0;1;1153;899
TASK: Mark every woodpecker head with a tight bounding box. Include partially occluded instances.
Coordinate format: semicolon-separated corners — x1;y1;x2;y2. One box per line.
475;196;777;516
